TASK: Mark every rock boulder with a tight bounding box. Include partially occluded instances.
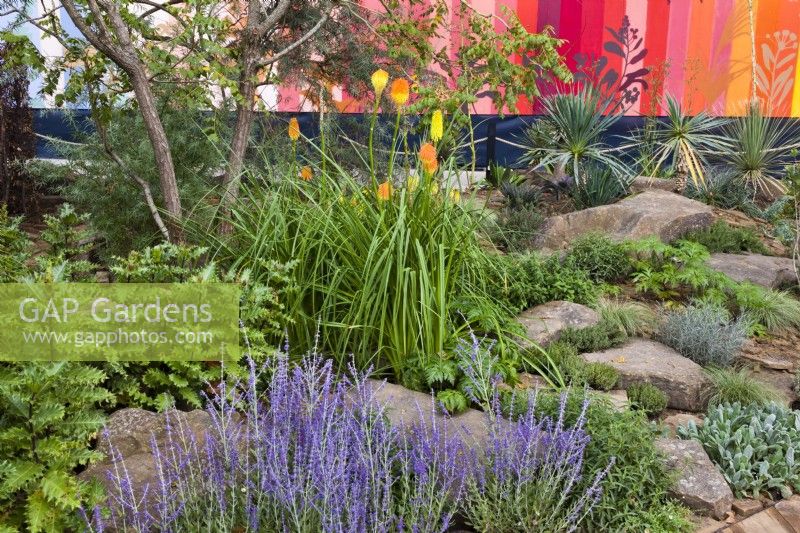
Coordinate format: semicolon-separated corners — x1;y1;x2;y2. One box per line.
656;438;734;519
534;189;714;250
582;339;710;412
707;253;797;288
517;300;600;347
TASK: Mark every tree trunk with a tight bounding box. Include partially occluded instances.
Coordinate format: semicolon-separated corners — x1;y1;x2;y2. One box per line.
129;67;184;242
223;60;257;202
219;39;259;235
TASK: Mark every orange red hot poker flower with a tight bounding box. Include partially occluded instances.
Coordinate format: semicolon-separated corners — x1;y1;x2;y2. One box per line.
418;143;438;174
377;181;392;201
288;117;300;141
390;79;410;107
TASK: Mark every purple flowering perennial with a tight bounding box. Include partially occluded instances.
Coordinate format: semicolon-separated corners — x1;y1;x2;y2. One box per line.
82;349;611;533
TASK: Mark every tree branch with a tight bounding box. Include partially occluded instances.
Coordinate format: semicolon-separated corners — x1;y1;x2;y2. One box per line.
256;10;330;69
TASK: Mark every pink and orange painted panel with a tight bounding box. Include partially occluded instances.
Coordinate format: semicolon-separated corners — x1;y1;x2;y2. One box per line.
317;0;800;117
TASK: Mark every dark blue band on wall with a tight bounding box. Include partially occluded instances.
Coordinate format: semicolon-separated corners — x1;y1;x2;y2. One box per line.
31;109;650;168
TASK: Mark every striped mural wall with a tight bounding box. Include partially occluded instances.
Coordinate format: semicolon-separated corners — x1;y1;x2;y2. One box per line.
11;0;800;117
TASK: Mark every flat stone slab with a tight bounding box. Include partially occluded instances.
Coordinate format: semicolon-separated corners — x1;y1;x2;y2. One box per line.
707;253;797;288
517;300;600;347
722;498;800;532
656;438;734;520
534;189;714;250
732;499;763;518
582;339;710;412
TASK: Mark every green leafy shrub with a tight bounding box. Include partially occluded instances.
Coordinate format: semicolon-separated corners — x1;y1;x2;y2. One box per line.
627;382;668;416
488;205;544;252
527;338;619;392
627;238;726;301
705;367;783;407
584;362;619;391
0;362;112;531
558;321;627;353
684;220;769;255
657;304;748;367
564;234;631;282
0;204;31;281
37;107;223;258
36;203;94;281
730;283;800;333
571;164;629;209
485;253;600;314
535;341;584;386
628;238;800;334
526;392;691;532
596;297;657;337
103;243;296;409
680;402;800;499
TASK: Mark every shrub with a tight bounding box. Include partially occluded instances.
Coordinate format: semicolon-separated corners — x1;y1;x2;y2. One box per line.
721;101;798;195
644;94;730;188
564;234;631;283
529;392;692;532
488;205;544;252
596;297;657;337
685;169;753;210
705;367;783;407
684;220;769;255
485;253;600;314
84;354;468;532
499;181;541;210
0;362;113;531
36;203;94;280
680;402;800;499
584;362;619;391
731;283;800;333
571;164;629;209
657;304;748;367
0;204;31;281
104;242;297;410
38;106;223;257
627;382;668;416
520;87;628;180
558;321;627;354
627;238;725;302
463;394;612;532
534;340;584;386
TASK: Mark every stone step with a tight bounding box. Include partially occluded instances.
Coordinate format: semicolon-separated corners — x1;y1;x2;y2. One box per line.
582;338;711;412
721;498;800;532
